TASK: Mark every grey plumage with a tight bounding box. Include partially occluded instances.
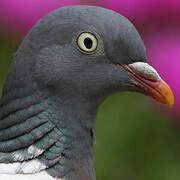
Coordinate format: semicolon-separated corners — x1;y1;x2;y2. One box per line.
0;5;147;180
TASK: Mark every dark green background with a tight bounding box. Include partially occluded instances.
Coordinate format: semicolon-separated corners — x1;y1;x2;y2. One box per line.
0;34;180;180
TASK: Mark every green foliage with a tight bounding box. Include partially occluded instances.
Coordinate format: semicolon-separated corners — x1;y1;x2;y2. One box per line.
0;35;17;92
95;93;180;180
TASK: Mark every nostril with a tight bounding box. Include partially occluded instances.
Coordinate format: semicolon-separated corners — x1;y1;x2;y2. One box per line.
128;62;162;81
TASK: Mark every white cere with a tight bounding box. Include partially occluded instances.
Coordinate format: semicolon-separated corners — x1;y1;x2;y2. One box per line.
128;62;162;80
77;32;98;53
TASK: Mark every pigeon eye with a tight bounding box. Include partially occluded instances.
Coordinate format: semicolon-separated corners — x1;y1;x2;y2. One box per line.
77;32;98;53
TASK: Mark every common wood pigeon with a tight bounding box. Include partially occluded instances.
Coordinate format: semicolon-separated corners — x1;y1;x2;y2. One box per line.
0;5;174;180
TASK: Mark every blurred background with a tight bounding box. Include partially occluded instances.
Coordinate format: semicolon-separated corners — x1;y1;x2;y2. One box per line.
0;0;180;179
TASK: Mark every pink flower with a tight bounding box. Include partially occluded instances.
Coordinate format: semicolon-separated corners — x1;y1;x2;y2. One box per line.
0;0;81;37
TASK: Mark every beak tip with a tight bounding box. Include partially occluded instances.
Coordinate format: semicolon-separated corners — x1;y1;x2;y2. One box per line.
154;80;174;108
167;92;174;108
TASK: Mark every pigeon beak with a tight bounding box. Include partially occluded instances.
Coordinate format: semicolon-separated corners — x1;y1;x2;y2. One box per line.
121;62;174;107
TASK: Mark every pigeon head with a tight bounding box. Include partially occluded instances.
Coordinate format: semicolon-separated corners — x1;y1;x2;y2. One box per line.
0;5;174;180
8;5;173;105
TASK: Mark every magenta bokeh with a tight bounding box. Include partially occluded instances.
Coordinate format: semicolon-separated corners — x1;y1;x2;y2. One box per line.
145;31;180;114
0;0;81;36
101;0;180;22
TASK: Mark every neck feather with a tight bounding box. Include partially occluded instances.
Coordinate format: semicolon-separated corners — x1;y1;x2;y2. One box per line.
0;87;98;180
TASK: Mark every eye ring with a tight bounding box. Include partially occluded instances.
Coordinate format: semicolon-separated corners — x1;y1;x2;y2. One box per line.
77;32;98;53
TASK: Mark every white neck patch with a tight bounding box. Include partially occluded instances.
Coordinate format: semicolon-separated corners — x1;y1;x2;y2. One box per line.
0;158;46;174
0;171;65;180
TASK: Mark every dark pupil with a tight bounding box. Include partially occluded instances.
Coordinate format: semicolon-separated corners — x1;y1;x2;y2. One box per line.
84;38;93;49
